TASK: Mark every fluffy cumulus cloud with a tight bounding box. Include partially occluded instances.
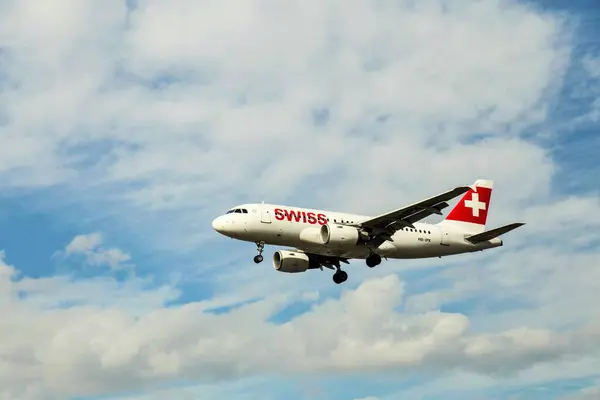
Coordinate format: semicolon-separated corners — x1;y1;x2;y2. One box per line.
62;232;132;271
2;249;600;399
0;0;599;398
0;0;569;215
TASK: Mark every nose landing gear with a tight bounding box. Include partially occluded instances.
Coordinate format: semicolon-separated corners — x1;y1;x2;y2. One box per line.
253;241;265;263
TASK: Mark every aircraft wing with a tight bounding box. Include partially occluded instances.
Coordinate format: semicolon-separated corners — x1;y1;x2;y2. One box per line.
357;185;471;245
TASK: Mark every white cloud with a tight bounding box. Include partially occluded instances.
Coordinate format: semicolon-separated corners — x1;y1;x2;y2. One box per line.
2;250;600;399
379;359;600;399
65;232;102;254
62;233;132;271
0;0;572;224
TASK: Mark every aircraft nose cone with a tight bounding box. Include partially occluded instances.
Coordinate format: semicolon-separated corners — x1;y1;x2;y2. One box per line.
212;217;224;232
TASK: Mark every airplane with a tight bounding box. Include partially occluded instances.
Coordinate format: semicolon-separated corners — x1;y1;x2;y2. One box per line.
211;179;525;284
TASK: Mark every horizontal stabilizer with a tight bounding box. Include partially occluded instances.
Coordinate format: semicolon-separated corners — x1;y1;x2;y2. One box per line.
465;222;525;244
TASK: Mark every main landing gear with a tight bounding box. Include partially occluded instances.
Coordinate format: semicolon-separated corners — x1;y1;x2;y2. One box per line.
332;253;381;284
332;267;348;284
253;241;264;263
366;253;381;268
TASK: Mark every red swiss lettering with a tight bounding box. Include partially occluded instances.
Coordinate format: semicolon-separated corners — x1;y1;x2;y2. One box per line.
272;208;328;225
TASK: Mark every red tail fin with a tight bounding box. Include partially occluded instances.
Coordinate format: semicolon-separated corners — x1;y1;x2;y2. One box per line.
441;179;493;233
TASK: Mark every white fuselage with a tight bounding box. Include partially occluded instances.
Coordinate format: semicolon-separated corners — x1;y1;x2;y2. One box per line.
211;203;502;259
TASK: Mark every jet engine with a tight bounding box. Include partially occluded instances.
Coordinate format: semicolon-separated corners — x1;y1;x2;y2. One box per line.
319;224;364;248
273;250;310;273
299;226;323;245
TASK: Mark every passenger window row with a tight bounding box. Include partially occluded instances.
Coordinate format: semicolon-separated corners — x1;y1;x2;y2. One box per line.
402;227;431;234
332;218;355;224
330;218;431;235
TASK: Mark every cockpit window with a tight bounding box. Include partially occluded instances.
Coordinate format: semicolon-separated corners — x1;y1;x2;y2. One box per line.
226;208;248;214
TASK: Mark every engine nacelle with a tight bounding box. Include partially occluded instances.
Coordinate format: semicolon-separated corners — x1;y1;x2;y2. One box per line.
273;250;310;273
319;224;361;248
299;226;324;245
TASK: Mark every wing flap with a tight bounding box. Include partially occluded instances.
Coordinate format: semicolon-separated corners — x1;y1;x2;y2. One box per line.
465;222;525;244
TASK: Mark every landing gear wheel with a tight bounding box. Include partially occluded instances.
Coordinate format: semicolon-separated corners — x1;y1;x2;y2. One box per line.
332;270;348;284
254;241;265;263
366;254;381;268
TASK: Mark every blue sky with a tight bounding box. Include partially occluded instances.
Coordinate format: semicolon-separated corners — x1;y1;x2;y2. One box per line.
0;0;599;399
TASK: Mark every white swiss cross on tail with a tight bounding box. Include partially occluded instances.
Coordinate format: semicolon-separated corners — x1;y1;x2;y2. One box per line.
464;192;486;217
441;179;494;234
